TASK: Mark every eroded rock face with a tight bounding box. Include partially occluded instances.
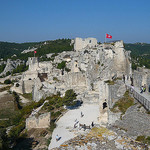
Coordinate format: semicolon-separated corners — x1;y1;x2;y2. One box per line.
114;102;150;137
0;59;25;76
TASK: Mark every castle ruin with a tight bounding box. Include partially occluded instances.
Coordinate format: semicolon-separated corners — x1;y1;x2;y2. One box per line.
11;37;132;126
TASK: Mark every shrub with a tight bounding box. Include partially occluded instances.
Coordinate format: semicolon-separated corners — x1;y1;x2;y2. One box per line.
4;79;12;84
63;89;77;106
6;71;11;76
22;93;32;100
136;135;150;145
65;67;71;72
8;122;25;139
57;61;66;69
104;80;115;85
0;86;10;92
52;111;61;118
48;106;55;111
53;77;59;82
13;91;22;110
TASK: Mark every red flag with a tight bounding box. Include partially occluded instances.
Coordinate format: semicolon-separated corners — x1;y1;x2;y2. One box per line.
106;34;112;39
34;50;37;54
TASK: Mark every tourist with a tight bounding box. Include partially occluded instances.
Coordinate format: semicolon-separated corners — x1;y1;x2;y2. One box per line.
143;84;146;92
81;111;84;117
130;76;134;86
123;74;125;83
56;134;59;141
91;121;94;127
140;86;144;93
83;124;86;131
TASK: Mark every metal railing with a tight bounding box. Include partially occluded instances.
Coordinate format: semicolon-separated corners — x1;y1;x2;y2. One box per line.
127;85;150;111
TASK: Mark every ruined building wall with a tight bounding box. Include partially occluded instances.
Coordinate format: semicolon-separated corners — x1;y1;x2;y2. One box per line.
26;112;51;129
74;37;97;51
28;57;39;71
63;72;87;88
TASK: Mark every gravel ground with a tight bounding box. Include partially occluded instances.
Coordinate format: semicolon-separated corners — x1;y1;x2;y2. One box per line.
48;104;100;150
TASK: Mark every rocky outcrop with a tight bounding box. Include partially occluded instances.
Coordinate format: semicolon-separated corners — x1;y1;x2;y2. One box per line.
52;127;148;150
0;59;25;76
114;102;150;137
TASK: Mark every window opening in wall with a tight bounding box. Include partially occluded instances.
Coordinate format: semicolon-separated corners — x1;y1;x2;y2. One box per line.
103;102;107;109
16;83;20;87
89;40;92;43
62;70;64;75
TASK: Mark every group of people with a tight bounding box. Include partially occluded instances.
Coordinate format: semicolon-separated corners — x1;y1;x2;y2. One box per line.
56;111;95;141
122;74;134;86
140;84;146;93
73;112;94;130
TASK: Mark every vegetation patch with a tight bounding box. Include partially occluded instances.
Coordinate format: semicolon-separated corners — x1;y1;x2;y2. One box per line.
104;80;115;85
87;127;114;139
21;93;32;101
110;90;134;115
125;43;150;69
136;136;150;145
0;86;10;92
4;79;12;84
53;77;59;82
12;64;28;74
0;64;6;74
57;61;66;69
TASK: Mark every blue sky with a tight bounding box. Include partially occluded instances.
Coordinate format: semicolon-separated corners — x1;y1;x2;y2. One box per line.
0;0;150;43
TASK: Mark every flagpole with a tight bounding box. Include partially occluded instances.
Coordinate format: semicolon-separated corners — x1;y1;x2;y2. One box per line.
105;33;106;43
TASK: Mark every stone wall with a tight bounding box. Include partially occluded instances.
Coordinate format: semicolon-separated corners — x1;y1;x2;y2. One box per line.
63;72;87;88
28;57;39;71
108;80;126;108
73;37;97;51
26;112;51;129
133;67;150;91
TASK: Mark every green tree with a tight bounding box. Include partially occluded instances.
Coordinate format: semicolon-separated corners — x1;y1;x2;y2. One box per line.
57;61;66;69
4;79;12;84
63;89;77;106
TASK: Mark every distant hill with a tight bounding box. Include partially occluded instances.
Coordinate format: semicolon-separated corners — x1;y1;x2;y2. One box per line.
124;43;150;69
0;39;72;60
0;41;41;59
124;43;150;57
